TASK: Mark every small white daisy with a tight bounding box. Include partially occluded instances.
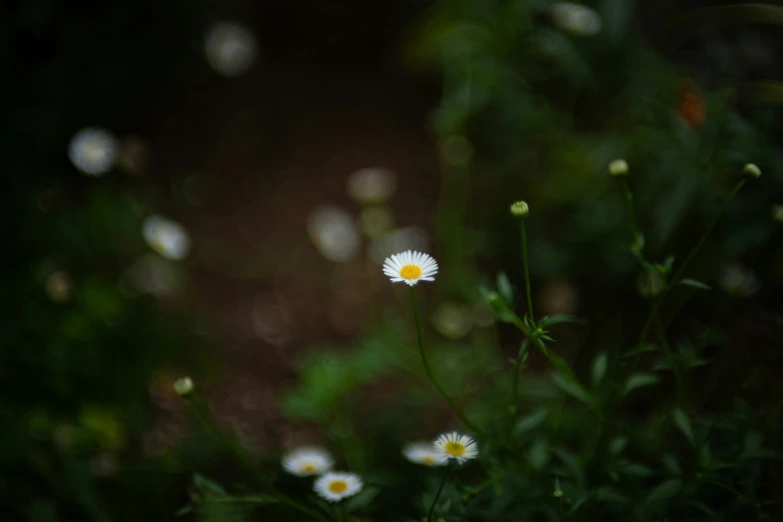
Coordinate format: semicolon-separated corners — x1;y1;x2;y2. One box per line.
142;215;191;260
205;21;257;77
281;447;334;477
313;471;363;502
68;127;118;176
402;442;447;467
382;250;438;286
551;2;602;37
307;205;361;263
434;432;478;465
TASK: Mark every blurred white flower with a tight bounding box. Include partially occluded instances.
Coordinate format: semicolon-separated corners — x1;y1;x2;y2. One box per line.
45;271;72;303
68;127;118;176
314;471;363;502
357;206;394;238
551;2;602;37
720;264;760;297
402;442;447;467
127;254;182;297
282;447;334;477
143;215;191;260
307;205;360;262
369;226;430;264
346;167;397;204
382;250;438;286
205;21;257;77
434;431;478;465
431;302;472;339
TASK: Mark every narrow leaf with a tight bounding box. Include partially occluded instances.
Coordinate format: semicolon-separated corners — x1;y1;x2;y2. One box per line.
622;373;660;396
672;408;695;445
539;314;588;327
591;352;608;388
551;372;594;409
497;272;514;305
679;278;711;290
645;478;683;504
193;473;228;498
513;408;548;436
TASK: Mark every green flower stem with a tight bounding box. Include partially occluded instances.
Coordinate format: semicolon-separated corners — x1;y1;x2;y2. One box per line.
187;397;328;522
463;467;514;502
633;179;746;368
520;220;535;325
410;287;484;437
427;468;450;522
655;314;684;403
511;339;530;416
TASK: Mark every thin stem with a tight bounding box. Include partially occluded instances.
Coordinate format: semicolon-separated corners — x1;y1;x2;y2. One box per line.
520;220;535;325
511;339;530;416
621;178;640;241
410;287;484;436
187;398;328;522
632;179;746;369
655;314;684;403
427;468;449;522
464;467;514;502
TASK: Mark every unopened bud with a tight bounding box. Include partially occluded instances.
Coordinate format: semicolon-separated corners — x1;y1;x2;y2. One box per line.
608;159;629;177
772;204;783;224
553;489;564;498
510;200;529;218
743;163;761;179
173;377;194;397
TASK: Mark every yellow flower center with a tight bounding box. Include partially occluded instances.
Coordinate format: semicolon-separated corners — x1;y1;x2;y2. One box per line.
399;265;422;280
301;464;316;473
445;441;465;456
422;456;435;465
328;480;348;493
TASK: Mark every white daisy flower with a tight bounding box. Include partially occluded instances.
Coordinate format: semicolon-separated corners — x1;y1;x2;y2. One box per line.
281;447;334;477
720;264;760;297
346;167;397;204
68;127;118;176
434;432;478;464
382;250;438;286
550;2;602;37
143;215;191;260
313;471;363;502
402;442;447;467
307;205;361;263
205;21;257;77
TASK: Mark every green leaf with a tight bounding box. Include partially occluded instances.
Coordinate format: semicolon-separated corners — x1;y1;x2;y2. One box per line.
539;314;588;328
175;505;193;516
645;478;683;504
662;453;682;476
193;473;227;499
528;438;550;470
608;437;628;456
513;408;548;436
678;278;712;290
622;373;660;396
672;408;695;445
551;372;594;409
345;486;380;513
618;463;654;478
594;488;630;504
497;272;514;305
591;352;608;388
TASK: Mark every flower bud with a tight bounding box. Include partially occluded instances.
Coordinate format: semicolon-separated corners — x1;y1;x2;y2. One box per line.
743;163;761;179
510;200;529;218
173;377;194;397
608;159;629;177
